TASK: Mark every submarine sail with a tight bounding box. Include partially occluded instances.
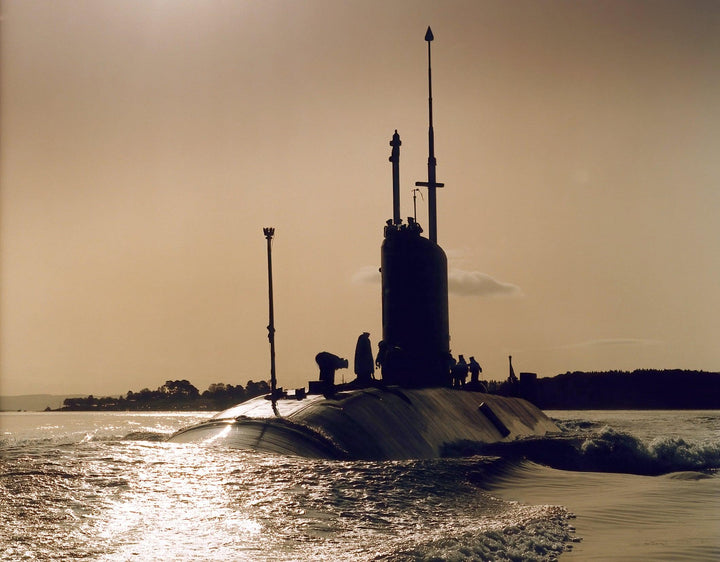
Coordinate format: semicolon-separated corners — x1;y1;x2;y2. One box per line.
379;28;449;388
379;195;450;387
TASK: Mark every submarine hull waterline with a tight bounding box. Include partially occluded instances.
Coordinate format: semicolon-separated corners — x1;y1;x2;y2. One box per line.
168;387;558;460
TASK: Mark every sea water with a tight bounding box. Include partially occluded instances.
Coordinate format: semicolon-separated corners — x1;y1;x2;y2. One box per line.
1;410;718;561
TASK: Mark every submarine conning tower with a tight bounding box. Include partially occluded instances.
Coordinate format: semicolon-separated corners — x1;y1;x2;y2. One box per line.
379;28;449;388
380;215;450;387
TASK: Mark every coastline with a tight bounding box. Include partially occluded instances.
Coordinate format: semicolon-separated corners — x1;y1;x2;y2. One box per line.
5;369;718;413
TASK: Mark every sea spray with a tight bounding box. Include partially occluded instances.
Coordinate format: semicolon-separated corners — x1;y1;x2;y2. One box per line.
465;422;720;476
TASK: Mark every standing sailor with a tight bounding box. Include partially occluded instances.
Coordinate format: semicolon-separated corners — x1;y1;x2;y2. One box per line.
354;332;375;383
468;356;483;390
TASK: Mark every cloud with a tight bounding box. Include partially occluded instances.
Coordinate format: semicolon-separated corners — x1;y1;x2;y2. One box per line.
352;266;522;298
448;270;523;298
351;265;381;285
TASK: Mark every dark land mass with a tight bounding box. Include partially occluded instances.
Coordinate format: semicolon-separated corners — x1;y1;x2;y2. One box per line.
5;370;718;412
490;369;720;410
54;379;271;412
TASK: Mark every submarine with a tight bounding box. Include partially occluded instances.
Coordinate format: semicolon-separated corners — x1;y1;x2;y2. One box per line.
169;28;558;460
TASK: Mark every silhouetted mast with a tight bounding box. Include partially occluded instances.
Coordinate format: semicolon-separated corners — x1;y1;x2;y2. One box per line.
411;188;423;221
263;227;279;416
389;130;402;225
415;26;444;244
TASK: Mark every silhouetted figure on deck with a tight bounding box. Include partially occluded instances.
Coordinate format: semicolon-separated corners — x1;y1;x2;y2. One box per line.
354;332;375;383
467;356;485;391
444;353;456;387
375;340;407;384
451;355;468;388
375;341;388;373
407;216;423;234
315;352;348;397
384;219;394;237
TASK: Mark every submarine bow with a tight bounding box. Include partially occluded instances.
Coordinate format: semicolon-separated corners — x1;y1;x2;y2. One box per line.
169;387;558;460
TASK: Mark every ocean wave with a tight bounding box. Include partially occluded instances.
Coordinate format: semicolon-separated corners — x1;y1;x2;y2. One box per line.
551;418;600;433
459;427;720;476
79;430;173;442
588;428;720;474
381;503;577;562
122;431;168;441
0;468;76;480
0;430;170;452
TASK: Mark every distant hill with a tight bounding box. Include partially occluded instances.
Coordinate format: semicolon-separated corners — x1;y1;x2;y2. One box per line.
0;394;84;412
516;369;720;409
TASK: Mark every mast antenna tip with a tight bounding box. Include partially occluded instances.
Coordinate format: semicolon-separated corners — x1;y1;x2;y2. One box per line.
425;27;434;41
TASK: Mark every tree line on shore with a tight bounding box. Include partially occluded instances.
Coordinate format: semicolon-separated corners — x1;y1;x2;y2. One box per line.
57;369;720;411
498;369;720;409
58;379;271;411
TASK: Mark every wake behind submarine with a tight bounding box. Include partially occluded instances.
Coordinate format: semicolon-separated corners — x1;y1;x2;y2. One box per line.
169;28;558;460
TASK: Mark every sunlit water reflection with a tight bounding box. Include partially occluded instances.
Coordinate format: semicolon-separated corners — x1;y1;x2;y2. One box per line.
1;413;573;561
2;411;719;560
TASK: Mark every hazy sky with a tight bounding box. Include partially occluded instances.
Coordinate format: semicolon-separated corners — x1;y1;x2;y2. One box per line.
2;0;719;397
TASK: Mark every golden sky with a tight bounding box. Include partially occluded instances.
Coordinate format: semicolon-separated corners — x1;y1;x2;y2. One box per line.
2;0;719;396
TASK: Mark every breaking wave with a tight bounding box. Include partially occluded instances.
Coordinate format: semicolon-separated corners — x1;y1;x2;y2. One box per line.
462;426;720;476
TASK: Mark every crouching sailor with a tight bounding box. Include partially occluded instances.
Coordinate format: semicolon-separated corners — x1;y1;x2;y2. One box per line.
315;352;348;397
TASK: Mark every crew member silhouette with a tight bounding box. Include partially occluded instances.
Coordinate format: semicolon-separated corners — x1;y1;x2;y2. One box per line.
468;356;482;389
451;355;468;388
407;216;423;234
375;341;388;375
315;352;348;396
354;332;375;383
445;353;457;387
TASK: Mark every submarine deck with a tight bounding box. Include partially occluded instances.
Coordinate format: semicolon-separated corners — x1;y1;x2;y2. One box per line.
169;386;559;460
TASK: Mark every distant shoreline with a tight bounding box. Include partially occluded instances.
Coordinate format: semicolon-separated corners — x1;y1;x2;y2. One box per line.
511;369;720;410
2;370;718;412
1;379;271;413
3;405;717;413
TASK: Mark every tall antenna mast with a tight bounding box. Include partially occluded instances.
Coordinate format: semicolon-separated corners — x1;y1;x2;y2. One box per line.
263;227;279;416
415;26;444;244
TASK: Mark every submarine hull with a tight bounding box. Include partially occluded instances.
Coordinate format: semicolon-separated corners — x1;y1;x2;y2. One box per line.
168;387;558;460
